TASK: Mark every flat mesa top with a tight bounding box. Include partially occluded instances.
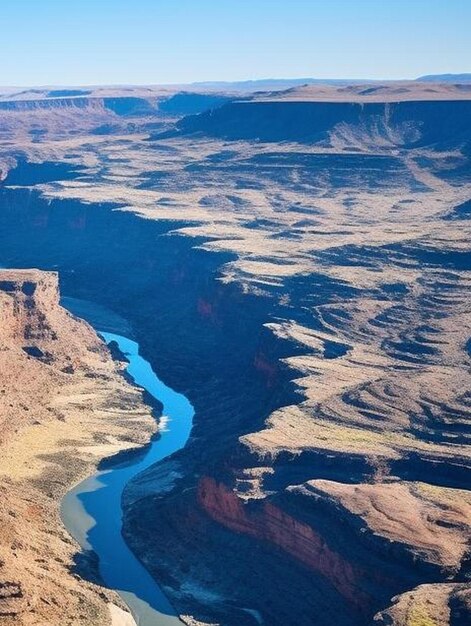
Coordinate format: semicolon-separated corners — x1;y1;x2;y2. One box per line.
0;268;47;280
250;82;471;103
0;269;57;291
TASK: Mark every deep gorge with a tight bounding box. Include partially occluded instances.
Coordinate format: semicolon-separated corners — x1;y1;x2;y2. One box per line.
0;182;390;626
1;91;470;624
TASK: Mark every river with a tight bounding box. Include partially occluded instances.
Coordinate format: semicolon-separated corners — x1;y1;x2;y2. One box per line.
61;328;194;626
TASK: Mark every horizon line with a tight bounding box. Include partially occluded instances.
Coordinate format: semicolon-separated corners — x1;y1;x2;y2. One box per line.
1;72;470;90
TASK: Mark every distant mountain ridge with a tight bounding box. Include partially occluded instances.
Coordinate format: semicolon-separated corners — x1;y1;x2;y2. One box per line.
191;77;378;91
2;75;471;99
193;75;471;90
417;73;471;83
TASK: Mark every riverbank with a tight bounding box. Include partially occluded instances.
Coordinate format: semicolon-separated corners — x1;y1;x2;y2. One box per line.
0;269;156;625
61;331;194;626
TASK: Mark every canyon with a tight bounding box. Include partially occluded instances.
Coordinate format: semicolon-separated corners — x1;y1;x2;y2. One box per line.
0;80;470;626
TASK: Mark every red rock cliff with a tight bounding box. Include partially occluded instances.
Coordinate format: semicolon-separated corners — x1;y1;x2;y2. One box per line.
197;476;374;611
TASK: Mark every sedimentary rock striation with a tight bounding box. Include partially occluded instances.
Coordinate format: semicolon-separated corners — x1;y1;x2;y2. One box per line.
0;269;154;625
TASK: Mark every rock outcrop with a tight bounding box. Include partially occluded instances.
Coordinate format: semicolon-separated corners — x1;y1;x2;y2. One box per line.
176;98;471;149
0;269;154;626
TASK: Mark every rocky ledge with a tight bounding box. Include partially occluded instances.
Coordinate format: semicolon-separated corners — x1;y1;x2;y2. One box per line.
0;269;155;626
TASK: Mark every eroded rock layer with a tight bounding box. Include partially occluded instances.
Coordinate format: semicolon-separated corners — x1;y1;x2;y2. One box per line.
0;269;154;625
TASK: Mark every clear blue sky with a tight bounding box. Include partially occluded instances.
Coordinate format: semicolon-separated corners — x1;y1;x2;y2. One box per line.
1;0;470;86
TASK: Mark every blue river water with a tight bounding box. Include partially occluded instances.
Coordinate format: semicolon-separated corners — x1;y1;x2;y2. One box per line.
61;331;194;625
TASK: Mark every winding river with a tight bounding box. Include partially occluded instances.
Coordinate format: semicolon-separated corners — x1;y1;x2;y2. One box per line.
61;329;194;625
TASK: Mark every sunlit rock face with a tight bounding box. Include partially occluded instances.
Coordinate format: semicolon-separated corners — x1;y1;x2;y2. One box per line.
0;268;155;626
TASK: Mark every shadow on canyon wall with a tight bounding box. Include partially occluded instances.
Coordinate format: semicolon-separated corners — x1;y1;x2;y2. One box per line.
0;177;375;625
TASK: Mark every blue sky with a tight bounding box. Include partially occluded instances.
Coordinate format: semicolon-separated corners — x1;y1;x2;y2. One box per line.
1;0;470;86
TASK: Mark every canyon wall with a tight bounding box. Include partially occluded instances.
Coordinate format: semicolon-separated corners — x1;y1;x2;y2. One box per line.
176;99;471;149
0;269;155;625
197;477;370;611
